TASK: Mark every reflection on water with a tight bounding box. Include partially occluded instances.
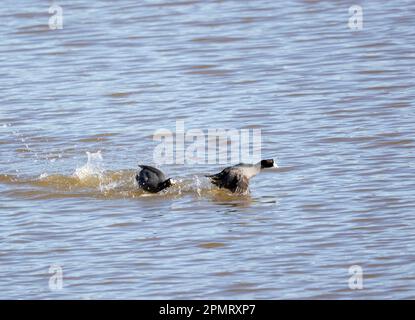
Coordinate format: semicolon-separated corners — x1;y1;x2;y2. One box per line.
1;0;415;299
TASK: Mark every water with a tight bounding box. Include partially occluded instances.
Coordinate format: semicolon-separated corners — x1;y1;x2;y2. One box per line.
1;0;415;299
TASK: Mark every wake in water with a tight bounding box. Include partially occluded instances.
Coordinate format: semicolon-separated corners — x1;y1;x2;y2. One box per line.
0;151;246;201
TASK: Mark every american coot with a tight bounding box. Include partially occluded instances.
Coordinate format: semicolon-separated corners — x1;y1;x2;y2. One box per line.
206;159;277;194
136;165;175;193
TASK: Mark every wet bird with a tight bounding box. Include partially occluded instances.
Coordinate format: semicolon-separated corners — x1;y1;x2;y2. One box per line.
136;165;175;193
206;159;277;194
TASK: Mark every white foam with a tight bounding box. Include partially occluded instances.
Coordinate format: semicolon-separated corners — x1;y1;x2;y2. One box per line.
74;151;104;180
39;173;49;179
273;159;279;168
193;175;202;197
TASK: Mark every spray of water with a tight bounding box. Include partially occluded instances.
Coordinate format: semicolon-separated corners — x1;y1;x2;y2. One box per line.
73;151;104;180
1;148;248;200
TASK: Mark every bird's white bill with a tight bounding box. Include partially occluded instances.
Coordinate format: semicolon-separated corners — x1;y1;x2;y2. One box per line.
170;179;178;185
273;161;279;168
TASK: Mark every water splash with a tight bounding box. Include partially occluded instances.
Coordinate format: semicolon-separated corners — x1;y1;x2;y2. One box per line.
0;151;250;200
194;175;202;197
1;123;41;163
73;151;104;180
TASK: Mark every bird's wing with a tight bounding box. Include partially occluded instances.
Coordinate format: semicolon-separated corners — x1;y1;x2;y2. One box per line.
206;167;232;187
231;170;250;193
207;168;250;193
138;165;166;180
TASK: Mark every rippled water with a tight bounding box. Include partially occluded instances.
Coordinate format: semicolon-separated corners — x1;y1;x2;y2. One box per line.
1;0;415;299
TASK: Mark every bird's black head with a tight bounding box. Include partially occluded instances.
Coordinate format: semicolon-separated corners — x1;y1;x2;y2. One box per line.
260;159;275;169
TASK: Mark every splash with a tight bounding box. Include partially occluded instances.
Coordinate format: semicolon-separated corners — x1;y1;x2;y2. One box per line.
0;151;251;201
1;122;41;162
74;151;104;180
193;175;202;197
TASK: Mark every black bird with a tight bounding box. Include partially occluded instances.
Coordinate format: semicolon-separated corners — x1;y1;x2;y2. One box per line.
206;159;277;194
136;165;175;193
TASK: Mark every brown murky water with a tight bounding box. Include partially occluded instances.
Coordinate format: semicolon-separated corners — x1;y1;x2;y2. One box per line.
1;0;415;299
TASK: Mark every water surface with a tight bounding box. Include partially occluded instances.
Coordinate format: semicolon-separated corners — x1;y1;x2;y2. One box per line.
1;0;415;299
